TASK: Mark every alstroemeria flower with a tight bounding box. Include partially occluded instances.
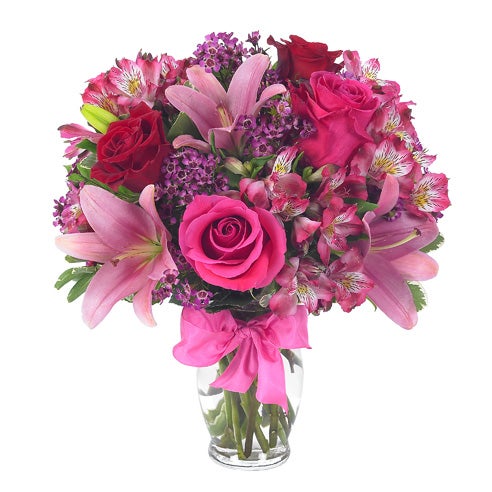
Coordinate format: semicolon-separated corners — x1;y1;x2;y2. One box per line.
317;196;363;265
269;257;332;317
360;176;439;328
55;185;176;328
165;53;286;153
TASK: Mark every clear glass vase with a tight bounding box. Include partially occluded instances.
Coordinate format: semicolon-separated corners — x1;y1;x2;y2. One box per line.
197;349;303;470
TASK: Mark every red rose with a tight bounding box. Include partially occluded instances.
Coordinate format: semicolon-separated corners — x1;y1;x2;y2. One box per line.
267;34;342;81
292;72;378;168
179;195;286;292
91;102;170;192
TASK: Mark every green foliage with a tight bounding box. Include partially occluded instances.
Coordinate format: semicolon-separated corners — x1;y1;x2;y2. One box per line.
248;155;273;179
76;153;97;179
55;265;98;303
166;112;201;142
408;282;427;312
76;139;97;153
420;233;444;253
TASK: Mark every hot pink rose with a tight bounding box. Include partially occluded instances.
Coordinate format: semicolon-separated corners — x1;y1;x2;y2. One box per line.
292;72;378;168
178;195;286;291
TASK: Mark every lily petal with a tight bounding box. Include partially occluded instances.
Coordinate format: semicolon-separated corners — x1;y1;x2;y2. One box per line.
172;134;211;153
364;254;417;329
391;251;439;281
165;85;222;140
138;185;168;239
374;174;399;216
132;281;157;327
55;232;117;263
370;212;439;259
82;257;150;328
80;185;156;251
252;84;287;116
226;54;270;117
186;65;227;106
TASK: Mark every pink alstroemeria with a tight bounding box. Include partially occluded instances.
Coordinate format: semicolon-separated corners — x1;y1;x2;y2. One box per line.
317;197;363;265
269;257;331;317
360;175;439;329
409;172;450;213
58;123;102;159
55;185;176;328
165;54;286;153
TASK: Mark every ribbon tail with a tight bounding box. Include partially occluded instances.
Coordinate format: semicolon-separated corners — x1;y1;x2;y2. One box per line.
211;339;257;394
255;337;288;412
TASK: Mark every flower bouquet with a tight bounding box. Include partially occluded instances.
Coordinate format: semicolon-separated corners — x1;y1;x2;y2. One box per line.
54;32;450;469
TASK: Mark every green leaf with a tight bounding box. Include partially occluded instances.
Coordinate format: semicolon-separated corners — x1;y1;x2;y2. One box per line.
77;153;97;179
65;255;85;263
420;233;444;253
166;112;201;142
249;155;273;179
76;139;97;153
67;274;94;302
408;282;427;312
115;185;140;203
67;173;85;183
346;199;379;216
55;266;98;290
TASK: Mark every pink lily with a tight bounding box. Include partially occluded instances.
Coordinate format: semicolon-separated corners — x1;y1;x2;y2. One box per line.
165;54;286;153
55;185;176;328
360;175;439;328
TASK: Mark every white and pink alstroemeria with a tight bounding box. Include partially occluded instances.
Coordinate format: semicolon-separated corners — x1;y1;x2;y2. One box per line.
108;56;162;110
165;53;286;153
317;197;363;265
55;185;176;328
360;175;439;329
409;172;450;213
269;257;332;317
322;248;374;313
83;53;183;116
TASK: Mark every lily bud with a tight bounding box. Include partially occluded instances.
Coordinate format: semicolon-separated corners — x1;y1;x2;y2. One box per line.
81;104;119;134
223;157;248;176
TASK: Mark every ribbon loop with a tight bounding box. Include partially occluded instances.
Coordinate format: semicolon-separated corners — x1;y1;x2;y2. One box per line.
173;306;310;411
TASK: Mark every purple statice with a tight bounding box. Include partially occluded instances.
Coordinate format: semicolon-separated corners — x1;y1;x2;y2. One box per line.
383;198;404;222
156;148;228;223
238;94;304;158
152;269;180;304
174;280;213;310
53;183;90;233
299;119;317;139
192;32;248;75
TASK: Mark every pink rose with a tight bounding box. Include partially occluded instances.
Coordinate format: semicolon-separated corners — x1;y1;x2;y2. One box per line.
179;195;286;291
292;71;378;168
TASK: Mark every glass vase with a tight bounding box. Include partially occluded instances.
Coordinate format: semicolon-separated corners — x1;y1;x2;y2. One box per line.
197;349;303;470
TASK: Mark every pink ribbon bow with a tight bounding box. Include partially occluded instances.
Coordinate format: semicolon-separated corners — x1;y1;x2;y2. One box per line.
173;306;310;411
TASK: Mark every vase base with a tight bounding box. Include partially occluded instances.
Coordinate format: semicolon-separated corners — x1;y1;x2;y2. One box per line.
208;443;290;470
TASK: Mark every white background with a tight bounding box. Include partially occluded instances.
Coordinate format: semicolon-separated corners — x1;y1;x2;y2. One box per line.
1;1;490;491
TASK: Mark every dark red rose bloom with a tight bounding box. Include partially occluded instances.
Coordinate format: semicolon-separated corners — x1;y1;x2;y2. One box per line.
91;102;170;192
267;34;342;81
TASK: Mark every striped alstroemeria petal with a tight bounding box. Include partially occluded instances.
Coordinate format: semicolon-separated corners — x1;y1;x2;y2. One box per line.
410;173;450;212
